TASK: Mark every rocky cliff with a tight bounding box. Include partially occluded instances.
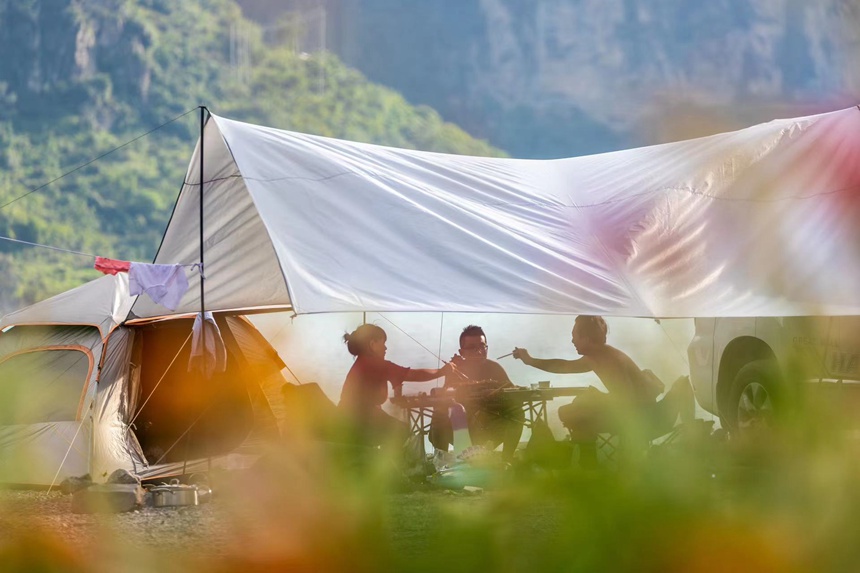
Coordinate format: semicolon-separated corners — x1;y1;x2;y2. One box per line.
240;0;860;157
0;0;154;127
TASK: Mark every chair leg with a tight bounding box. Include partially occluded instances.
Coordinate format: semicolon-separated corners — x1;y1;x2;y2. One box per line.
595;433;620;468
566;431;620;469
575;441;597;469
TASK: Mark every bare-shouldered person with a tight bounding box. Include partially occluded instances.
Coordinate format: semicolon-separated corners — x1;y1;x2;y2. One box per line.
512;315;659;467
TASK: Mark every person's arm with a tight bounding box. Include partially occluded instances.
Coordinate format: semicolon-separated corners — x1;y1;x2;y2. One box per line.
404;362;453;382
512;347;594;374
525;356;591;374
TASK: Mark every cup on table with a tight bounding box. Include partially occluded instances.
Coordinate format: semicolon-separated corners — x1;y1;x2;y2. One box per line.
538;381;550;389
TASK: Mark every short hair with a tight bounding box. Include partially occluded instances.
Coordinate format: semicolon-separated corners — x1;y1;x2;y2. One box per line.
459;324;486;348
343;324;386;357
574;315;608;345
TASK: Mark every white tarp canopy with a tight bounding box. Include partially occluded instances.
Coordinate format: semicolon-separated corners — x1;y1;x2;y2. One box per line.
132;105;860;319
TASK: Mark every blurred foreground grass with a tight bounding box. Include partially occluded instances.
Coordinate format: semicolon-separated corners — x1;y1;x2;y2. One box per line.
3;406;860;573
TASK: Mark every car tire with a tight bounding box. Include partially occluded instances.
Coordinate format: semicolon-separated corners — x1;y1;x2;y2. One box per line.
725;359;781;434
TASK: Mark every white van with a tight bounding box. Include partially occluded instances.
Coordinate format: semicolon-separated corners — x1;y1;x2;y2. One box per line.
687;317;860;431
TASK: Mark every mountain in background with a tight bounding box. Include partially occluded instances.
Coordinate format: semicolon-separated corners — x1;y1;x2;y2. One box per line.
0;0;501;310
239;0;860;158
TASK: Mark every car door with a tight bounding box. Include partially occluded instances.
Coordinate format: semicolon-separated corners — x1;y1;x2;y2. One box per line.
826;317;860;382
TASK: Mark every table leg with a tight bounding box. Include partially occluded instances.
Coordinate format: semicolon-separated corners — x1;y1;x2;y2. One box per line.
537;400;548;424
520;398;548;429
418;406;433;458
521;399;539;428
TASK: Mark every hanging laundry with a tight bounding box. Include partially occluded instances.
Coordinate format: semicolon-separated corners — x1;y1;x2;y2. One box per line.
128;263;190;311
94;256;131;275
188;311;227;376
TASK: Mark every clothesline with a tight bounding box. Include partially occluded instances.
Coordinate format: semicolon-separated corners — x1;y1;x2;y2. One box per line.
0;235;98;259
94;257;202;311
93;256;202;273
1;233;204;313
0;234;200;267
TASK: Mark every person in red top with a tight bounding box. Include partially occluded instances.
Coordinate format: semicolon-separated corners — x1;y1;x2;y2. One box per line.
339;324;451;449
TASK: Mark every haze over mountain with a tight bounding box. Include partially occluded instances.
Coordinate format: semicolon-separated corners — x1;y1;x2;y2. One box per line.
241;0;860;158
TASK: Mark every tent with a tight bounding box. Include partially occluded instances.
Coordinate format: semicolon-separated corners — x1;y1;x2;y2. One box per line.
0;274;289;486
133;105;860;319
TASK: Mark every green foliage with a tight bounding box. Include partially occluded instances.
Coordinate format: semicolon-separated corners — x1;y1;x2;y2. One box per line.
221;47;500;157
0;0;501;309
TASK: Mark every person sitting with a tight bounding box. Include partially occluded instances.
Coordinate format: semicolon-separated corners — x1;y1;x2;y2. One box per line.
512;315;663;468
339;324;451;452
445;325;525;461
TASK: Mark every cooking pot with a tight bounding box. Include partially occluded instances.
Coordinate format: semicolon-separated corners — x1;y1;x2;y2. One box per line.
149;479;199;507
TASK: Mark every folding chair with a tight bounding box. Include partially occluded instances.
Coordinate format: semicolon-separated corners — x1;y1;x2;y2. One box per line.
568;376;697;468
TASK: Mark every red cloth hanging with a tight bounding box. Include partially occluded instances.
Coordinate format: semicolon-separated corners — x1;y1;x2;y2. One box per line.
94;256;131;275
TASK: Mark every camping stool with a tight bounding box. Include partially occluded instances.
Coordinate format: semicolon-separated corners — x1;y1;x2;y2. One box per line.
647;419;716;459
649;424;683;448
596;433;619;466
580;431;657;469
564;431;619;468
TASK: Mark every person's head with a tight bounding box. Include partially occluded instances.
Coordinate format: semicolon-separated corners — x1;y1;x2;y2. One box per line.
572;315;608;355
343;324;387;359
458;325;488;362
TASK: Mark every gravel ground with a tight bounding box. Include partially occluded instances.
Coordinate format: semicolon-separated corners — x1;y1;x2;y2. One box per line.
0;489;232;556
0;484;467;571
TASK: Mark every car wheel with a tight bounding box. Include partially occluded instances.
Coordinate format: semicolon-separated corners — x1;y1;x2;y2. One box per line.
726;359;780;433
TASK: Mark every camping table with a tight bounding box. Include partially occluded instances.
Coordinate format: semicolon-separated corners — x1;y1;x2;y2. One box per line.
390;393;455;456
499;386;586;428
391;386;586;455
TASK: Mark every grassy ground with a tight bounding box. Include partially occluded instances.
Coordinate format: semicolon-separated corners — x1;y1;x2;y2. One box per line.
3;412;860;572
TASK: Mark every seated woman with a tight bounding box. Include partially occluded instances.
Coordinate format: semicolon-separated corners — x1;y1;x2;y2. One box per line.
339;324;451;451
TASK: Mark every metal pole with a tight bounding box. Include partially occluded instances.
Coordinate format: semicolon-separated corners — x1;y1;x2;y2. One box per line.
199;106;206;318
184;105;207;479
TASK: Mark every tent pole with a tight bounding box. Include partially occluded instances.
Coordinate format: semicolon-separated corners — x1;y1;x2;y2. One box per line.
437;312;444;373
199;105;206;319
186;104;208;479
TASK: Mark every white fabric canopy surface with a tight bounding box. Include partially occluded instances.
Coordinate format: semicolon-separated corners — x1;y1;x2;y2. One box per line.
132;106;860;318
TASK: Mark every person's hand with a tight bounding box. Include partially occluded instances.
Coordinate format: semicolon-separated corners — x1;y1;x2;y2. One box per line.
446;354;470;381
439;361;455;377
512;347;531;362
